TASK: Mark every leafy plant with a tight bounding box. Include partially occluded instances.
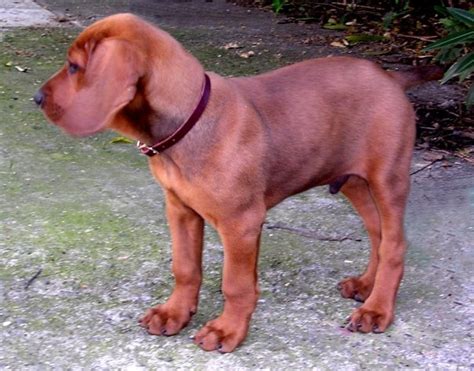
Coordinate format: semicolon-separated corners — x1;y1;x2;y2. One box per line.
382;0;410;29
424;7;474;105
272;0;285;14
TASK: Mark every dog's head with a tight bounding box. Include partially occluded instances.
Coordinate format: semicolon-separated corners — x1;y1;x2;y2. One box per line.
35;14;150;137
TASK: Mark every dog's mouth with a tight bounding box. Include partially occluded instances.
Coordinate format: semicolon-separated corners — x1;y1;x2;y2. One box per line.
38;103;103;138
34;96;103;138
44;102;64;122
55;118;105;137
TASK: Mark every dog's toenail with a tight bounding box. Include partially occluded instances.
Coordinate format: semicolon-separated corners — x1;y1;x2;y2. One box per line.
354;294;364;302
373;325;382;333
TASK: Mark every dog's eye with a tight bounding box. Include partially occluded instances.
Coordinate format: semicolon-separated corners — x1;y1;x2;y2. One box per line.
68;62;80;74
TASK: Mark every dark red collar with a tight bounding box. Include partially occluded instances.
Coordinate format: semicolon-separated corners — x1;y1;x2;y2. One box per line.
137;74;211;157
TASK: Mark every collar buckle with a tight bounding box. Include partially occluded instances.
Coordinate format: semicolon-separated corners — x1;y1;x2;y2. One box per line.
137;141;159;157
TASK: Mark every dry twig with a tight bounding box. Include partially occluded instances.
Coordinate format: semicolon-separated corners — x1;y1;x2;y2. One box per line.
265;223;361;242
25;268;42;290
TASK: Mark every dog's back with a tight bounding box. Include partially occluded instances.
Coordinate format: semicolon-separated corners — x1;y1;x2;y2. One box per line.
230;57;422;204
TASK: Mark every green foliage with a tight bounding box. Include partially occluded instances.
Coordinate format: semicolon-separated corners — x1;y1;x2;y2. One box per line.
381;0;410;29
272;0;285;13
441;52;474;83
322;23;346;30
444;6;474;26
392;0;410;10
424;7;474;106
424;29;474;50
345;34;387;44
110;136;133;144
382;10;408;29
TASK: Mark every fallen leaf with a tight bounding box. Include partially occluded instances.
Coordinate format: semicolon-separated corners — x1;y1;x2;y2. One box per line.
330;41;347;48
223;42;242;50
323;23;347;31
345;34;387;44
14;66;28;73
110;136;133;144
239;51;255;59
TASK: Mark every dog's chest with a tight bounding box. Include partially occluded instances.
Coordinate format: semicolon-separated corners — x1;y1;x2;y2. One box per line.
149;157;183;190
148;157;200;204
148;156;224;226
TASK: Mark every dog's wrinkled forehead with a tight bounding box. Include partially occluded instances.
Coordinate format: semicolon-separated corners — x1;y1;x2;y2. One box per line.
67;14;142;62
68;30;115;64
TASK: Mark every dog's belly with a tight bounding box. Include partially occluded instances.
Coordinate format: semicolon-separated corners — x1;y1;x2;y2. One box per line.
263;155;354;208
260;121;362;208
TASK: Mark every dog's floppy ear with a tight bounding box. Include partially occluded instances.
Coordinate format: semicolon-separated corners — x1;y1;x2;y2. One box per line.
59;39;143;136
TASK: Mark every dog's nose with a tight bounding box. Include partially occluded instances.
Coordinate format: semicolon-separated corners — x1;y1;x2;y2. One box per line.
33;90;45;106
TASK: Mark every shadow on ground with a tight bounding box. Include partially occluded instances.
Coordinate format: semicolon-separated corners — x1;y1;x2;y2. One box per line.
0;1;473;368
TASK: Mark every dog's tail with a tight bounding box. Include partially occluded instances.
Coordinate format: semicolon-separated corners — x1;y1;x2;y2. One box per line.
387;65;444;90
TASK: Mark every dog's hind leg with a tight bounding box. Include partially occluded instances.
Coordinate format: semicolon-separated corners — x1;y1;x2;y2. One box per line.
346;168;410;334
338;175;381;302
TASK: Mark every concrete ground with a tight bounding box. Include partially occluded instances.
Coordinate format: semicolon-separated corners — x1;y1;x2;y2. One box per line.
0;0;56;27
0;0;473;369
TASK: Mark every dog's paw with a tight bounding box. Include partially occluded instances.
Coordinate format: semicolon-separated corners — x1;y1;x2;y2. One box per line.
345;304;393;333
193;316;249;353
337;276;373;302
139;303;195;336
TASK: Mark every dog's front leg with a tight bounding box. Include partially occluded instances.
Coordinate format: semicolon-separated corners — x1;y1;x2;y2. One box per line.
194;207;265;353
140;191;204;336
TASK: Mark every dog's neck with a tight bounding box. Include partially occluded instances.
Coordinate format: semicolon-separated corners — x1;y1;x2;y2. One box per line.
137;74;210;156
148;75;207;146
110;30;209;155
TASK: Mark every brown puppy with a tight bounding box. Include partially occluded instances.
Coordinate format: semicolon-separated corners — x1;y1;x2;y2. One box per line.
35;14;442;352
